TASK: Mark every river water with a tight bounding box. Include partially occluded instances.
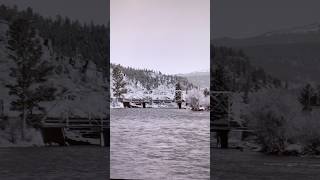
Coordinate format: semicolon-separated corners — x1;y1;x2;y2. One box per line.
0;146;109;180
212;148;320;180
110;108;210;180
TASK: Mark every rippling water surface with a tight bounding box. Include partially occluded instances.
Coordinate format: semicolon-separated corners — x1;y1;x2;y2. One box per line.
111;108;210;180
0;146;109;180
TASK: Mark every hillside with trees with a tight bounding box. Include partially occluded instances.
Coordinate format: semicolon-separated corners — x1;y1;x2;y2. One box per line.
0;4;109;72
211;46;282;93
111;63;195;91
0;4;108;145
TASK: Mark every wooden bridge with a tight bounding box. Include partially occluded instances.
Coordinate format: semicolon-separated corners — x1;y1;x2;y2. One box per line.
211;91;254;148
211;119;254;149
120;98;174;108
41;116;109;147
121;98;151;103
122;98;173;103
211;119;250;131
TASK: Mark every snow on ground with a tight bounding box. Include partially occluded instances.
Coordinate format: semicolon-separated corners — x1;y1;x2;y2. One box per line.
0;21;108;117
0;127;44;147
110;67;177;105
110;66;212;109
0;21;107;146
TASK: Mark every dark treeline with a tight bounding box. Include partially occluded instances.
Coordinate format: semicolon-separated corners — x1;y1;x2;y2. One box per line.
0;4;109;73
111;63;196;91
211;45;282;93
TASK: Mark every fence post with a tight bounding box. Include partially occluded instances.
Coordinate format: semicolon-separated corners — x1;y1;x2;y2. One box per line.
100;116;104;147
0;99;3;117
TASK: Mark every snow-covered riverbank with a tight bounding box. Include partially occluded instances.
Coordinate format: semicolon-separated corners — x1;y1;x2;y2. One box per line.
0;128;44;147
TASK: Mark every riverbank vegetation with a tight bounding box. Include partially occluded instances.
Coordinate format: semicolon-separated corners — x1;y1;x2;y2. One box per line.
186;88;210;111
247;89;320;155
212;45;320;155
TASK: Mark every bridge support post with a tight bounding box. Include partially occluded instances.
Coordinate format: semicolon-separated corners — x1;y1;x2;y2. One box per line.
177;102;182;109
217;130;229;149
100;131;105;147
143;102;146;108
123;102;131;108
221;130;229;148
105;128;109;147
100;117;105;147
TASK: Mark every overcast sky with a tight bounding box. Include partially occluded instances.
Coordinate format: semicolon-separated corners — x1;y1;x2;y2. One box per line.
0;0;109;25
111;0;210;75
212;0;320;38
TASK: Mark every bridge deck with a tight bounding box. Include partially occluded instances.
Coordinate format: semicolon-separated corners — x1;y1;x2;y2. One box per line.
121;98;173;103
211;126;253;132
42;124;108;128
211;119;253;132
42;118;109;129
211;123;252;132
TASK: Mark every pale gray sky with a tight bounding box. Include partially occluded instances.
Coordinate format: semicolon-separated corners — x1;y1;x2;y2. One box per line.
111;0;210;75
0;0;109;25
212;0;320;38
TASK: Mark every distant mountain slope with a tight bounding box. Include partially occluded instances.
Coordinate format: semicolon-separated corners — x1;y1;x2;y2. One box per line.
213;23;320;84
214;23;320;47
178;70;209;89
261;23;320;36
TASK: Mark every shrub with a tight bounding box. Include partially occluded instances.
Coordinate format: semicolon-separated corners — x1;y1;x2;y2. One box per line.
186;89;209;110
252;110;287;153
247;89;299;154
288;112;320;152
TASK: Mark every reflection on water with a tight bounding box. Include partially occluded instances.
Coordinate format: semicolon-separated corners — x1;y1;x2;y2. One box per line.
111;108;210;180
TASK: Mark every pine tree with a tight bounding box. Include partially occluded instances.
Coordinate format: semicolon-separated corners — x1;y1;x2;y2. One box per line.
112;65;127;98
175;82;182;109
203;88;210;97
211;63;231;121
212;64;230;91
6;18;56;139
175;83;182;101
298;84;314;111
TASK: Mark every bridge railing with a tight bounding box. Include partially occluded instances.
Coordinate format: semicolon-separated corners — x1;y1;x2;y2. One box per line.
43;116;109;128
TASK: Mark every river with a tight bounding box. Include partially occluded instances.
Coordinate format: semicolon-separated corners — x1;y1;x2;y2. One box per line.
110;108;210;180
212;148;320;180
0;146;109;180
